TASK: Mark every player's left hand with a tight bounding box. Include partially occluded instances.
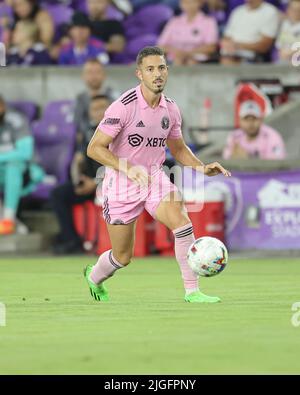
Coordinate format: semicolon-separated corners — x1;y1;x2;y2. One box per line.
203;162;231;177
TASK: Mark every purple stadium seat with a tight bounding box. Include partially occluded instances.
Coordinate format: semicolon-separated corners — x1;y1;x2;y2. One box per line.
106;4;124;20
72;0;87;12
123;4;173;39
30;118;76;199
126;34;158;63
0;2;13;42
8;101;38;123
73;0;124;20
0;3;13;18
43;100;75;124
42;4;73;26
41;3;73;41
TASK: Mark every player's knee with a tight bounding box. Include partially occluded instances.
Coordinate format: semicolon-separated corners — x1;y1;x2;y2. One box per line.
169;203;191;230
112;250;133;266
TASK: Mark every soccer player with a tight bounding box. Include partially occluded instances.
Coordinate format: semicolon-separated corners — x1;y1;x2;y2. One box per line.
84;46;231;303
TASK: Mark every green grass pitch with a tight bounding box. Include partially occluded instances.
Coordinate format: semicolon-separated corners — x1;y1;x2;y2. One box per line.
0;256;300;374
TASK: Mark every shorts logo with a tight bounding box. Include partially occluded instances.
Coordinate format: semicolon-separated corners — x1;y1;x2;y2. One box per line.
128;133;144;147
103;118;120;125
161;116;169;130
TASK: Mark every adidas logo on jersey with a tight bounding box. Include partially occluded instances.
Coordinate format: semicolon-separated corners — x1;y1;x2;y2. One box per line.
136;120;145;127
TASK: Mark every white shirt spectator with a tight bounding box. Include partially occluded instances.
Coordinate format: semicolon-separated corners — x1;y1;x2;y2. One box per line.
276;19;300;49
224;2;280;43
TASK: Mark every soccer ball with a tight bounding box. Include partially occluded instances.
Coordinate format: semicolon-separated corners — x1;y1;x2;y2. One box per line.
187;237;228;277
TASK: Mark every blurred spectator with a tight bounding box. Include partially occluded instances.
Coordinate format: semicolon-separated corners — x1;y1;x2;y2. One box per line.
86;0;126;58
74;58;117;139
7;20;52;65
0;95;44;235
0;1;13;47
205;0;227;35
58;11;109;65
221;0;280;64
158;0;218;65
12;0;54;47
131;0;180;12
223;100;286;160
275;0;300;63
50;95;110;255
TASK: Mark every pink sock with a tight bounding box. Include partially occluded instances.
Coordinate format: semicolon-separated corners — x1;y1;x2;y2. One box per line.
173;223;199;292
90;250;124;285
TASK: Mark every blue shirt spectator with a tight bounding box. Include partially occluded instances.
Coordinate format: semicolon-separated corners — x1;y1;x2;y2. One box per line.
58;11;109;65
59;37;108;65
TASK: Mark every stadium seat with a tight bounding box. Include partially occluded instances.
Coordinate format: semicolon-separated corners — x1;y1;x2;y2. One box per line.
123;4;173;39
0;3;13;18
30;118;76;199
72;0;124;19
125;34;158;63
8;101;39;123
0;3;13;43
42;4;73;27
42;4;74;41
43;100;75;124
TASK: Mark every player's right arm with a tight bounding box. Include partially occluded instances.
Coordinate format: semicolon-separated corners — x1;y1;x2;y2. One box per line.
87;99;150;186
87;129;149;187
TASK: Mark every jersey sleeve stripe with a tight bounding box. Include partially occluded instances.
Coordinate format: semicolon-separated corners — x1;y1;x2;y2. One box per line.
122;96;138;105
121;90;137;103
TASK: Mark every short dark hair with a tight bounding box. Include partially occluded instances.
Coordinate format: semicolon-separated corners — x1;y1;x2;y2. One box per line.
136;46;167;66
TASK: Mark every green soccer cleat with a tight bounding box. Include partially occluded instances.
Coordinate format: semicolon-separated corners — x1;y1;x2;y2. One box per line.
83;264;109;302
184;291;221;304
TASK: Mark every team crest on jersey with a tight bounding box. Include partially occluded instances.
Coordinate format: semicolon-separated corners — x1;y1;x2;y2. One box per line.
161;116;169;130
128;133;144;147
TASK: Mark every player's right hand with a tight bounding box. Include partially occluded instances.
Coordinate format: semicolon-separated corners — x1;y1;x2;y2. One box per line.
127;165;150;187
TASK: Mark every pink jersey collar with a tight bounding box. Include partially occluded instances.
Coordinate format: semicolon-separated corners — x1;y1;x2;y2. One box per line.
137;84;167;109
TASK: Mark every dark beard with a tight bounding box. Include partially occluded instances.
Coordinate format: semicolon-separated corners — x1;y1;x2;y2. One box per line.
0;112;5;123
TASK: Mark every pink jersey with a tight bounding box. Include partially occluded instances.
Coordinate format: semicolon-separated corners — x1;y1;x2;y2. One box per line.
157;12;218;62
98;84;182;174
222;124;286;160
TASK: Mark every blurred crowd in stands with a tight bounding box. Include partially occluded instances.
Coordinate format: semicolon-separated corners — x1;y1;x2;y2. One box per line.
0;0;294;248
0;56;287;241
0;0;299;66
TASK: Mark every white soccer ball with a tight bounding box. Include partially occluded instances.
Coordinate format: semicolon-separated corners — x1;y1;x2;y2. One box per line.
187;236;228;277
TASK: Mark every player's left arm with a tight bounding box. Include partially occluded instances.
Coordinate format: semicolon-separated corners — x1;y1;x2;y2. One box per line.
166;137;231;177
